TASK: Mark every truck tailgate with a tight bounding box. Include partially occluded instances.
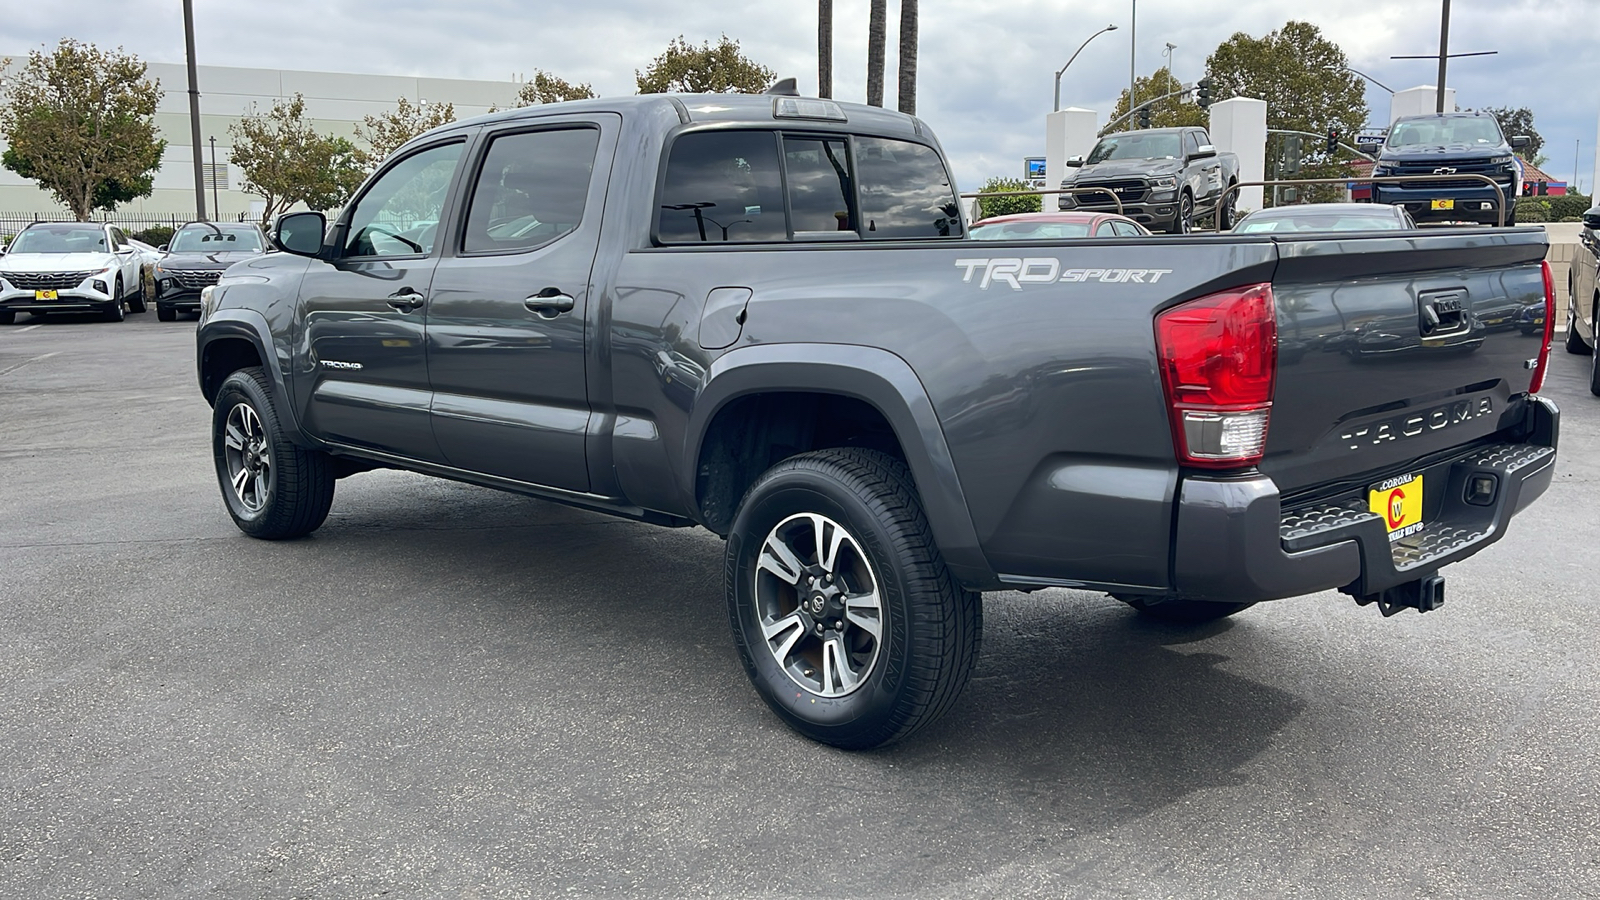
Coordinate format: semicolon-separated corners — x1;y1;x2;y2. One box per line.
1261;228;1549;497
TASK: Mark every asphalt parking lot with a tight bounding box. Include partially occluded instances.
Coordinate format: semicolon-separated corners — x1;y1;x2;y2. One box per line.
2;312;1597;899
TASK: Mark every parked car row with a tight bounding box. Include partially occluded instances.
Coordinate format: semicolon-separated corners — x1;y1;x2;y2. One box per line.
0;221;268;324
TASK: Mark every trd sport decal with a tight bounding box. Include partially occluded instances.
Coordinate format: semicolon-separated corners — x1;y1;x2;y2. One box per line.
956;258;1173;290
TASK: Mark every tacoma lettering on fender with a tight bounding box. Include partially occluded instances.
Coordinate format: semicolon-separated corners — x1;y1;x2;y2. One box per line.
196;86;1559;750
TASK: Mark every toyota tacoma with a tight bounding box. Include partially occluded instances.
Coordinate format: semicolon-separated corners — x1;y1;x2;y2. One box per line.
195;89;1560;750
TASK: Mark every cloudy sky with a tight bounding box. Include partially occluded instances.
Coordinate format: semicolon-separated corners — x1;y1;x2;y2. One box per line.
5;0;1597;191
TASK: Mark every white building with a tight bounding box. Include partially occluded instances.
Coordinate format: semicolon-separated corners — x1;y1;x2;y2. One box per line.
0;60;522;220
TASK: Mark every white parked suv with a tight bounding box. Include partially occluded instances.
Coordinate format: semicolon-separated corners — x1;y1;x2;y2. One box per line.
0;222;148;323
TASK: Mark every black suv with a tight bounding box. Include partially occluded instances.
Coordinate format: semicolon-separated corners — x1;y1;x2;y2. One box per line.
1366;112;1528;226
153;222;268;320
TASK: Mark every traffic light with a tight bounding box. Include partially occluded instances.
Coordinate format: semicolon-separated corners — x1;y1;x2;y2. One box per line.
1137;105;1152;129
1326;128;1341;154
1196;77;1214;110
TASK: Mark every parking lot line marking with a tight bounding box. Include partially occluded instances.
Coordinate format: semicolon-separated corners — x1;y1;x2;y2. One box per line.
0;350;58;378
13;324;41;333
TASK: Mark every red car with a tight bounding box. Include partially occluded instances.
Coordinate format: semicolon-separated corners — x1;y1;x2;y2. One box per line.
969;211;1150;240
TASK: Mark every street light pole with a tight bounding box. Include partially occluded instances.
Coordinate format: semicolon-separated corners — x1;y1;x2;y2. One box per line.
182;0;207;222
1128;0;1137;113
1054;24;1118;112
208;136;219;218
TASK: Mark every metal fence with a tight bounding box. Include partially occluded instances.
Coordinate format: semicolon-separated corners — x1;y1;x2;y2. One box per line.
0;211;254;240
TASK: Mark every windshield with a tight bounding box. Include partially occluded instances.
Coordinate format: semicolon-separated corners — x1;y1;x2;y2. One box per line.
1236;212;1406;233
1387;118;1505;148
8;225;106;254
970;221;1093;240
169;226;263;252
1086;133;1182;164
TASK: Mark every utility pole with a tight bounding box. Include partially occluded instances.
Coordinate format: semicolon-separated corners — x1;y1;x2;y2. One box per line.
183;0;207;221
1392;0;1495;114
1435;0;1450;114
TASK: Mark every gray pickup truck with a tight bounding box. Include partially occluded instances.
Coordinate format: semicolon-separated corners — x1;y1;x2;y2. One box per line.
1060;126;1240;233
195;90;1559;750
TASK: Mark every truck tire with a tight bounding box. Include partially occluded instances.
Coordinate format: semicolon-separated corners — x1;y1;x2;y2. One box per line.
0;310;13;325
1217;186;1237;231
726;448;981;750
1591;318;1600;396
1170;192;1194;235
157;304;177;322
1567;291;1592;354
1116;595;1256;623
212;367;335;539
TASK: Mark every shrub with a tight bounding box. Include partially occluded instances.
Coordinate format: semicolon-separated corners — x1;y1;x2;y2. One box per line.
129;225;175;248
1548;192;1592;222
1516;200;1550;222
975;177;1041;221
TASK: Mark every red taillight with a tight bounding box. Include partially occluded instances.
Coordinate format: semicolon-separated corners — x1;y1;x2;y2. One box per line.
1529;260;1556;394
1156;283;1277;468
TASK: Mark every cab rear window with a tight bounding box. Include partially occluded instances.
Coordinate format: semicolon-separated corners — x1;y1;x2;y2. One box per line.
656;130;961;244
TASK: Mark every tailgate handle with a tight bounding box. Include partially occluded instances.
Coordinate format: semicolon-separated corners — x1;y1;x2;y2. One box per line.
1419;289;1467;337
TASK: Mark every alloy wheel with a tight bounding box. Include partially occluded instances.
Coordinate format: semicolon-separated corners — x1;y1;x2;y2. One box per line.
223;401;273;512
752;512;884;698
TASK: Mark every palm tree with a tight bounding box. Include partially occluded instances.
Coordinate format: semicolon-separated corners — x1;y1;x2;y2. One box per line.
897;0;918;114
867;0;886;107
818;0;833;98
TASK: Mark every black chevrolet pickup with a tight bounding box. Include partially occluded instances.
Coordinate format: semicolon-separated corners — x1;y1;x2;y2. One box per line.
1366;112;1528;225
195;89;1560;749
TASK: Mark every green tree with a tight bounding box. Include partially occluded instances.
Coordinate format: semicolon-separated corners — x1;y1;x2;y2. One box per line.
0;39;165;220
636;35;776;94
1204;21;1368;204
974;177;1040;220
1481;106;1543;162
511;70;597;107
230;94;366;225
1105;66;1209;133
356;96;456;166
1203;21;1367;142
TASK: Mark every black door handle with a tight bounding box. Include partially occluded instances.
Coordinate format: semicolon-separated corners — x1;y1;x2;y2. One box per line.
386;289;425;312
524;289;576;318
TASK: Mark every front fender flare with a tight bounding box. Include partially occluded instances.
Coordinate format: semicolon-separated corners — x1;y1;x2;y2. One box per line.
196;308;304;440
687;342;999;591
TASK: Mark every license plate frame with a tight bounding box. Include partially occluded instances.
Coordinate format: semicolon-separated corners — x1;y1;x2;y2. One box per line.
1430;199;1455;211
1369;473;1424;542
34;289;58;300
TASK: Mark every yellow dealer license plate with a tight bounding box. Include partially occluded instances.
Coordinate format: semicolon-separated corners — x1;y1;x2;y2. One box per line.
1431;199;1455;211
1370;474;1424;542
34;290;58;300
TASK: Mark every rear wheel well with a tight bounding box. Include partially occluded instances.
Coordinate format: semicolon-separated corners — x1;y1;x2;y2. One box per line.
696;392;907;535
200;338;264;406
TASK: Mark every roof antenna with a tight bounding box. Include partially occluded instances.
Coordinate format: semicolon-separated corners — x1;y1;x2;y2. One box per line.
765;77;800;96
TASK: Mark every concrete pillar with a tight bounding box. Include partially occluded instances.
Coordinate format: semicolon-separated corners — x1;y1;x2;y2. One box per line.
1045;107;1100;195
1590;114;1598;197
1390;85;1456;124
1209;97;1267;213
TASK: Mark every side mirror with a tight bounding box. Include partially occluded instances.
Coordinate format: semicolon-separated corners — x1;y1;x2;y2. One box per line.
1583;206;1600;230
1510;135;1531;150
1191;144;1217;159
1066;155;1085;168
157;243;168;252
1357;141;1381;155
273;211;326;256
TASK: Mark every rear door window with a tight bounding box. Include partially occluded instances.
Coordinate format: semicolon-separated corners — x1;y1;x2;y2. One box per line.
854;136;962;238
657;131;786;244
462;127;601;254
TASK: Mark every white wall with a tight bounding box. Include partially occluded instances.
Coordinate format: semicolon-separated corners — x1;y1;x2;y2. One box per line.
1390;85;1457;124
1209;97;1268;213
